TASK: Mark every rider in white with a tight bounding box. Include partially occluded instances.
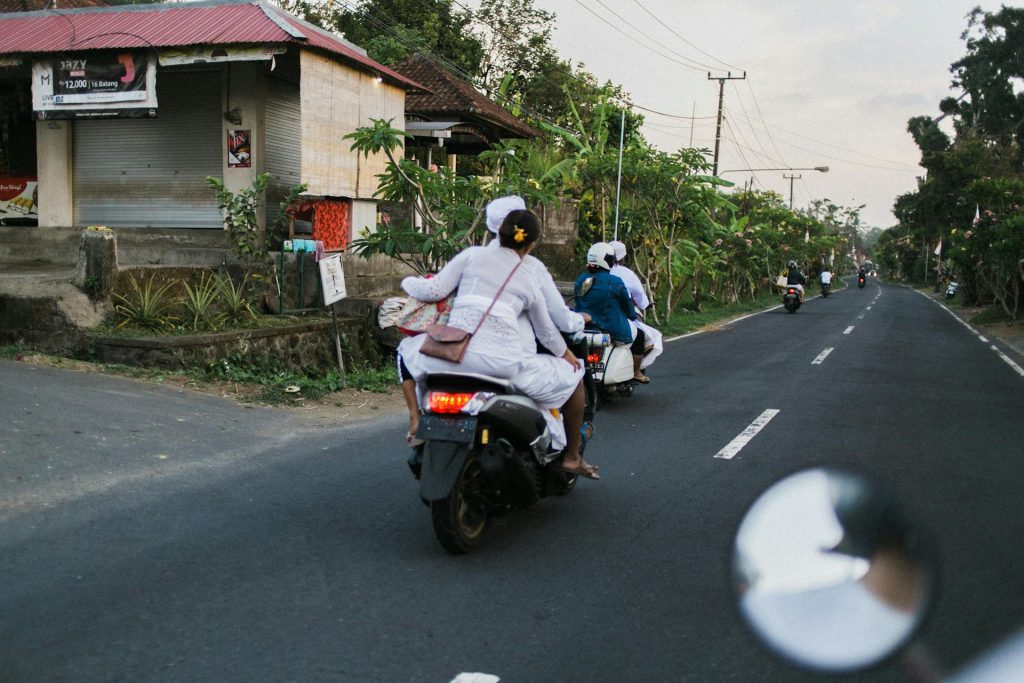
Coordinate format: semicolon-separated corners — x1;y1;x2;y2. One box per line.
485;196;587;352
608;240;662;371
820;266;832;290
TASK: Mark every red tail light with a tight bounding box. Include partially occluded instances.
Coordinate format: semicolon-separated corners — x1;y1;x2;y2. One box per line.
586;353;602;364
428;391;474;414
787;288;797;294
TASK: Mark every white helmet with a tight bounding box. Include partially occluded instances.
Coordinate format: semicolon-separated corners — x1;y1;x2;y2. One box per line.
609;240;627;262
485;195;527;234
586;242;615;271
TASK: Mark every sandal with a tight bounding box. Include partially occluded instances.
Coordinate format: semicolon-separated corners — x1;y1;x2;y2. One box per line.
579;421;594;454
559;461;600;480
633;374;651;384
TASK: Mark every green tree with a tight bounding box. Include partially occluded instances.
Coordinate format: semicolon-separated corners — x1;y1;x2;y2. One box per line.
278;0;484;77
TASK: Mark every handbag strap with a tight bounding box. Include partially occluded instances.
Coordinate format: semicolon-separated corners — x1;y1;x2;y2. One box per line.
469;257;525;336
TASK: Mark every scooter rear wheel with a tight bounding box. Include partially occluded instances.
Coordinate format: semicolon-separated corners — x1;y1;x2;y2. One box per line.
431;455;489;554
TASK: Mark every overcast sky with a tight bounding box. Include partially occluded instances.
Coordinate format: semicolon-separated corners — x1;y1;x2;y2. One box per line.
519;1;1004;229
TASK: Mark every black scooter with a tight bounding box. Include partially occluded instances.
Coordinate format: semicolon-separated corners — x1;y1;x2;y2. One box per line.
408;332;605;554
857;274;866;289
782;286;801;313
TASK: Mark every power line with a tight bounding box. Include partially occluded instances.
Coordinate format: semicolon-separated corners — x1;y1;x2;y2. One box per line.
571;0;707;73
721;102;922;171
726;79;788;169
629;0;743;72
590;0;722;72
740;79;789;169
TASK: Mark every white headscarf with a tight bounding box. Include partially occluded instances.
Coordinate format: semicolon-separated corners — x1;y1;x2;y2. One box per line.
485;195;527;234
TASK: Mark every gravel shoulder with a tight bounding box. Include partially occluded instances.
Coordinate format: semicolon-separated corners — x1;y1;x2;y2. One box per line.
4;352;406;426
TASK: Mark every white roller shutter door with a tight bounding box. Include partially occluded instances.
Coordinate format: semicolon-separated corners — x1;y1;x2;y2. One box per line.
73;70;222;228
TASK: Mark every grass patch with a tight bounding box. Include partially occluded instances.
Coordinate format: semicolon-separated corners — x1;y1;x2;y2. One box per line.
346;361;397;393
657;292;781;338
970;307;1015;325
196;353;345;404
0;343;29;360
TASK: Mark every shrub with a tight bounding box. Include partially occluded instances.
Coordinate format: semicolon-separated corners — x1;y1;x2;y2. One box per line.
112;274;178;331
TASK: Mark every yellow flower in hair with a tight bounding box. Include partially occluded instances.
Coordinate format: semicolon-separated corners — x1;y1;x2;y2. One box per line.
514;226;526;243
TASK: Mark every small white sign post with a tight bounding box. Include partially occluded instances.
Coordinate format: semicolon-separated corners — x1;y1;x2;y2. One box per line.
318;253;348;387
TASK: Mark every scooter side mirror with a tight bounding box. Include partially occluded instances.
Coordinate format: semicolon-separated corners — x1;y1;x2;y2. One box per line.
731;468;935;674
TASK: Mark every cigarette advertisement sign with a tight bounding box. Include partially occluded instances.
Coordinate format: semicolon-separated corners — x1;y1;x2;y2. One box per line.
32;52;158;119
0;177;38;226
227;130;252;168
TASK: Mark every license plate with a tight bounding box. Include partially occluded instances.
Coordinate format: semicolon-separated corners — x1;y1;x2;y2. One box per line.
588;362;605;372
416;414;477;443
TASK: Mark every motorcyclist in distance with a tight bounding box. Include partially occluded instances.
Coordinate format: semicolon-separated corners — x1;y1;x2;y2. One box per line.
820;265;833;294
786;260;807;303
574;242;650;383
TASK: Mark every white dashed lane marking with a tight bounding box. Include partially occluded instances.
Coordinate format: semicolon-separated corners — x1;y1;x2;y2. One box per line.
714;409;780;460
812;347;834;365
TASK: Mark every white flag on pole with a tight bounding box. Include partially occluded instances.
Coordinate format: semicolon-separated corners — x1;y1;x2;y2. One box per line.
934;238;942;256
973;205;980;227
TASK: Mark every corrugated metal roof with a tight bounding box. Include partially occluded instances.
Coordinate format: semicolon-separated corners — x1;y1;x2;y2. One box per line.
0;0;422;90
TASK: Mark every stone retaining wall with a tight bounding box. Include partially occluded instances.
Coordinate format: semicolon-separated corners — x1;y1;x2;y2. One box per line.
88;314;386;373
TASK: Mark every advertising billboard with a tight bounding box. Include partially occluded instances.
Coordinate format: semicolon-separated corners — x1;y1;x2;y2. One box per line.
32;51;158;119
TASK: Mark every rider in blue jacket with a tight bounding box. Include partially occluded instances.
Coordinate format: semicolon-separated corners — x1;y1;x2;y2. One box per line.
574;243;648;382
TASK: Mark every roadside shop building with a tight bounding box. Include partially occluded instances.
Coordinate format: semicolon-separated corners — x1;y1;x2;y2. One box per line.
0;0;420;250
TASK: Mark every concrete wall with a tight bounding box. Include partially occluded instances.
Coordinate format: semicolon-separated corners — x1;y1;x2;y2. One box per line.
299;51;404;199
222;62;267;230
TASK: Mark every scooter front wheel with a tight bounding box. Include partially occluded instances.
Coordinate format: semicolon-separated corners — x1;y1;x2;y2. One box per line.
431;455;489;554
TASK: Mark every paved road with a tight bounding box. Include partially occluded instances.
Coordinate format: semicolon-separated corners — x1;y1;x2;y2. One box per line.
2;277;1023;682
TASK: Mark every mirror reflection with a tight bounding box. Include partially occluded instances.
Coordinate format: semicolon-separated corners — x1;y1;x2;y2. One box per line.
732;468;932;673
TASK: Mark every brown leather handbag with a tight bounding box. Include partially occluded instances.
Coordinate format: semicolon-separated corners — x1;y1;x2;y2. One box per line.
419;258;524;363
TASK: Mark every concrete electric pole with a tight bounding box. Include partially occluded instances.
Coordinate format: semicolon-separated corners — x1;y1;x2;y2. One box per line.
708;71;746;177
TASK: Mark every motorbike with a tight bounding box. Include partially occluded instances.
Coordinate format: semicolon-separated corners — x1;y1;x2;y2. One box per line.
409;366;589;554
858;274;866;289
820;281;831;297
782;286;802;313
945;281;959;300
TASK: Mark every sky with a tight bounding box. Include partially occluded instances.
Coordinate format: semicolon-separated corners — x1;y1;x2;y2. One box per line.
517;1;1006;230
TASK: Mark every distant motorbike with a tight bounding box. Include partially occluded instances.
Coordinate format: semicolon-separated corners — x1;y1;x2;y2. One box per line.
857;274;866;289
409;371;580;554
782;286;802;313
820;281;831;297
945;281;958;300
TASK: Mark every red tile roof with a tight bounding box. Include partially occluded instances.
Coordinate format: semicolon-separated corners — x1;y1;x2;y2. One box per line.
390;53;541;141
0;0;422;90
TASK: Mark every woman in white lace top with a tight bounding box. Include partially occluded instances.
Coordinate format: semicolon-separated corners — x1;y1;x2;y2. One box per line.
398;210;597;479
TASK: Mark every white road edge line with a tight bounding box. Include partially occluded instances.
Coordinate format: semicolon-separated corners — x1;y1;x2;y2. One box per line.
812;347;834;365
664;307;783;343
979;335;989;343
992;345;1024;377
843;326;855;335
715;409;780;460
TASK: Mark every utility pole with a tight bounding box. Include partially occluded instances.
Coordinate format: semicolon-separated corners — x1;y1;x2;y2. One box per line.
708;71;746;176
783;173;801;209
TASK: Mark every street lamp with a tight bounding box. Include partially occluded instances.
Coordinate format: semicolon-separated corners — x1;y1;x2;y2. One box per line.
719;166;829;210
